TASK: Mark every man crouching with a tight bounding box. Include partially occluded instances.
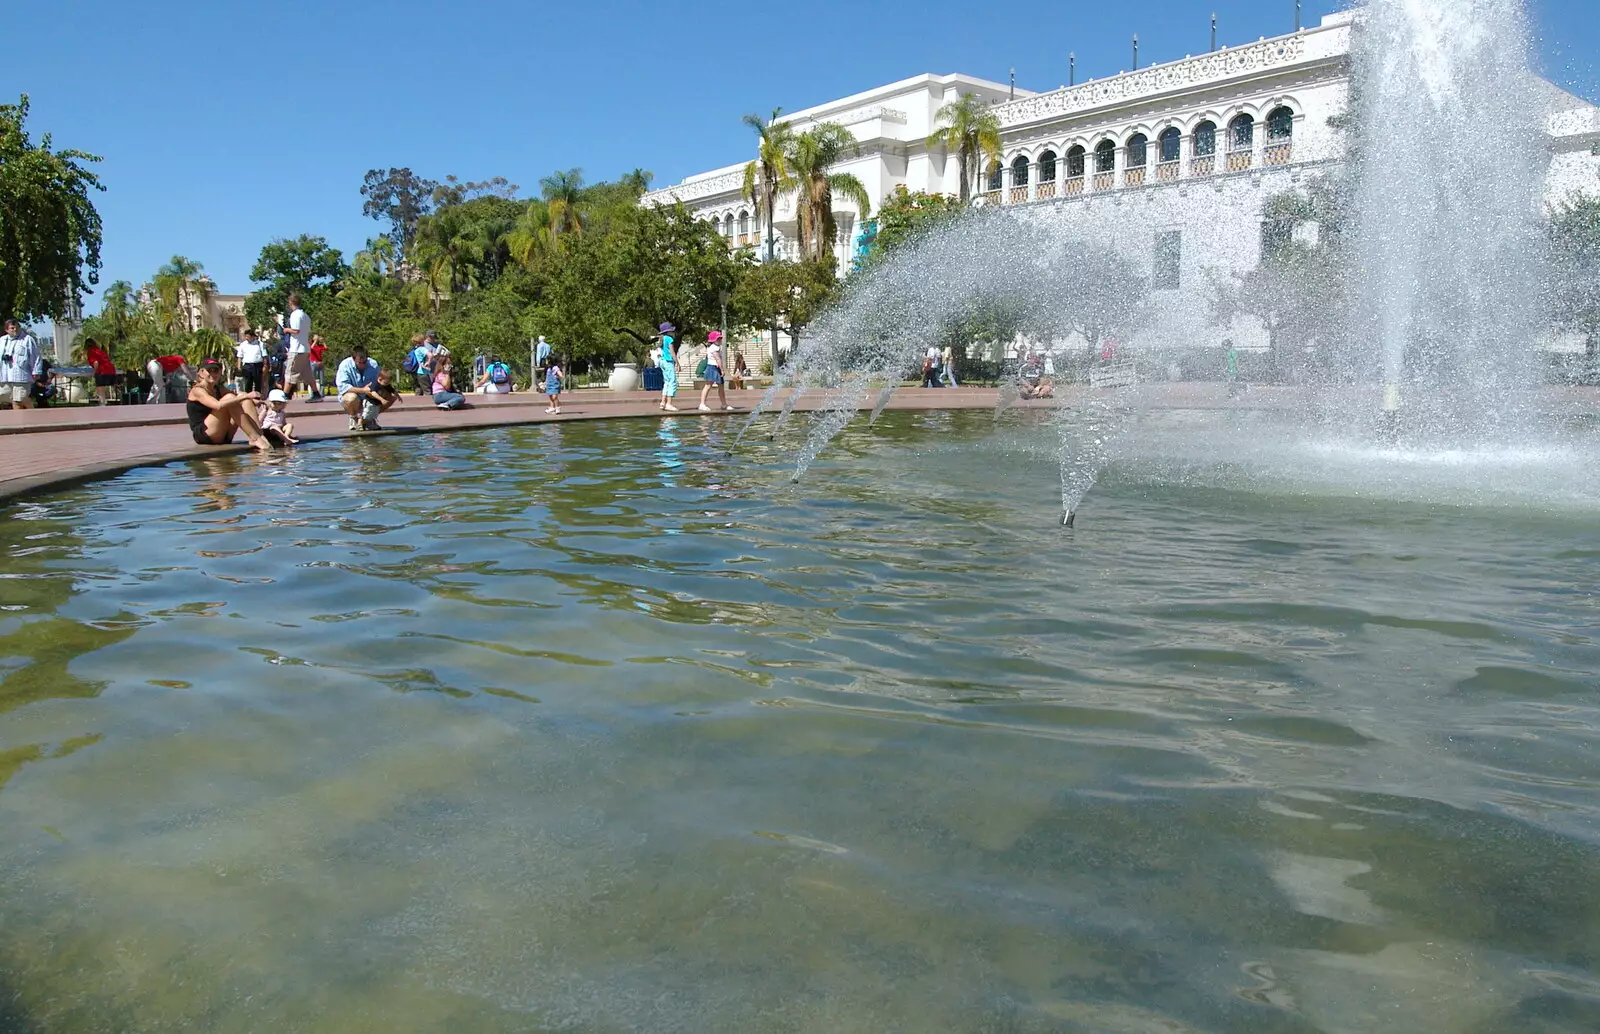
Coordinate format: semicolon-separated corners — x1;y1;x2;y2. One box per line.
335;345;397;430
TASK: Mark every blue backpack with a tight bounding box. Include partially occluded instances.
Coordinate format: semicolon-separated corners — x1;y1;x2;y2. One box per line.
402;348;421;374
489;362;510;385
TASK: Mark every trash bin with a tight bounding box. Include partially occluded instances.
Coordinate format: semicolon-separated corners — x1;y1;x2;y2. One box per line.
642;366;664;392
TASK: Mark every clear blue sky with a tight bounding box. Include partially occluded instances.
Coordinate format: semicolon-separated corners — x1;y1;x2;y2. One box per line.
7;0;1597;301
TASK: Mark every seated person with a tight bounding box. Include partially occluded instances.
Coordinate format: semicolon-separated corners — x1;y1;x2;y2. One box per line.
431;355;467;410
260;388;299;446
335;345;397;430
1017;354;1054;399
728;351;749;390
186;360;271;450
475;358;513;394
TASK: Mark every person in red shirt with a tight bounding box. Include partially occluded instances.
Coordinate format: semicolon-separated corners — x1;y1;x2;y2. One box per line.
308;335;328;401
83;337;118;405
146;354;193;404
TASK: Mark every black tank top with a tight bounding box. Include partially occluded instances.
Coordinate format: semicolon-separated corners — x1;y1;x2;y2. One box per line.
187;397;211;438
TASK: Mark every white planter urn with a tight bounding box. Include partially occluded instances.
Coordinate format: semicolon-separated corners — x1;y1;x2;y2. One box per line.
608;362;640;392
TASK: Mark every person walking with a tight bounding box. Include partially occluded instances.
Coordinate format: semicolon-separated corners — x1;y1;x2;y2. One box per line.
84;336;118;404
940;343;959;387
0;319;43;410
281;294;313;397
697;331;735;412
922;344;941;387
235;328;266;396
543;356;563;414
307;334;327;400
534;334;552;383
657;324;679;411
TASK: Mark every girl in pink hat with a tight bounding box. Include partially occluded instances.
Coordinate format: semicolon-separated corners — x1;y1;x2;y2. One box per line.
697;331;735;412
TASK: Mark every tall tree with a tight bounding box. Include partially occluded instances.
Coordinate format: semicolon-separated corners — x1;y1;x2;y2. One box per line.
354;235;397;277
925;93;1001;204
540;168;587;237
741;109;795;264
0;95;104;321
360;168;437;252
621;168;655;197
153;255;211;332
244;235;348;330
506;200;555;268
785;123;872;262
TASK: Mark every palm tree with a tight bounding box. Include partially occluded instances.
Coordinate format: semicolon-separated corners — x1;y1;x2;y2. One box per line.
506;200;556;267
355;235;397;277
926;93;1002;203
621;168;655;198
540;168;587;237
741;109;795;264
154;256;211;332
785;123;872;262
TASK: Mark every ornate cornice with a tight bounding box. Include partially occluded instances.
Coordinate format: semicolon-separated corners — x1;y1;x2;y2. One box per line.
642;169;746;207
996;35;1312;129
827;105;908;126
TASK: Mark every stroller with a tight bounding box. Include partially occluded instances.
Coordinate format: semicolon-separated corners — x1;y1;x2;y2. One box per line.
30;357;58;407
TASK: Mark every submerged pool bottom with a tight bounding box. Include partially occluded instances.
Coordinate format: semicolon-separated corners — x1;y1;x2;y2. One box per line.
0;412;1597;1032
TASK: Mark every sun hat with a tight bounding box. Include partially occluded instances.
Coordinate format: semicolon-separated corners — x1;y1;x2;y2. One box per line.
658;322;675;334
267;389;289;403
707;331;723;343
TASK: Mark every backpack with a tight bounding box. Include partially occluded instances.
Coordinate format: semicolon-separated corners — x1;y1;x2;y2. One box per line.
489;362;510;385
402;349;419;374
695;358;708;378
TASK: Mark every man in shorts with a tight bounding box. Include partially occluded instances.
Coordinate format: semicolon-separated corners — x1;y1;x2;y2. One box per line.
282;293;313;397
0;319;43;410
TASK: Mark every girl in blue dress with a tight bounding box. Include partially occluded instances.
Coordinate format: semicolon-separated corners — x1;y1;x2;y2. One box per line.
544;357;563;414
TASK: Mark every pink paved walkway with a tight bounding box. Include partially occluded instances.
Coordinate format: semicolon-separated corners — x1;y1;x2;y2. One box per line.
2;383;1595;503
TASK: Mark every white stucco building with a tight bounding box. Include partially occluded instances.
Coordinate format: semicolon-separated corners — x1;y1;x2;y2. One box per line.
643;12;1600;352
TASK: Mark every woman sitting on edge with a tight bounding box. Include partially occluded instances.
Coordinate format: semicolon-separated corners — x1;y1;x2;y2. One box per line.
431;355;467;410
187;359;272;450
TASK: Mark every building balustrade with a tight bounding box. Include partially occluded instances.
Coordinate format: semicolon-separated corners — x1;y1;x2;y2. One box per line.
1264;141;1293;165
1225;150;1254;172
1191;155;1216;177
1092;171;1114;191
1036;181;1057;200
1062;176;1085;196
1009;186;1029;204
1124;166;1146;186
1155;161;1179;181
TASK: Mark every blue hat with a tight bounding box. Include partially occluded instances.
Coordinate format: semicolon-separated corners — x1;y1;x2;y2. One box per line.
659;322;675;334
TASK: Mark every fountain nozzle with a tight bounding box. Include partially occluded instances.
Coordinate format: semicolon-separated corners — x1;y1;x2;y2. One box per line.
1062;511;1076;528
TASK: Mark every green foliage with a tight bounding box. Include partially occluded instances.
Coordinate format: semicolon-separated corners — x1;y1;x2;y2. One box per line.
244;235;348;330
741;110;794;260
865;186;967;261
785;124;871;261
926;93;1001;203
1547;195;1600;355
0;95;104;322
732;258;838;339
361;167;436;251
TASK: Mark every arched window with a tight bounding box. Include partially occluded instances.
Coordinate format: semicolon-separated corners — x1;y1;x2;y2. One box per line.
1266;107;1293;141
1126;134;1148;168
1265;106;1294;165
1066;145;1086;179
1227;114;1255;171
1229;114;1255;151
1037;150;1057;182
738;211;750;239
1011;155;1030;187
1191;120;1217;176
986;160;1003;193
724;214;736;237
1158;128;1182;163
1094;139;1116;173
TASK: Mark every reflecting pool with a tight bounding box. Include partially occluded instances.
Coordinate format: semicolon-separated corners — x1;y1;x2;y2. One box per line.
1;411;1597;1033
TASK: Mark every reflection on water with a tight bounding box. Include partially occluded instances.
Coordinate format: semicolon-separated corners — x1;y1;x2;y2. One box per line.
0;412;1598;1033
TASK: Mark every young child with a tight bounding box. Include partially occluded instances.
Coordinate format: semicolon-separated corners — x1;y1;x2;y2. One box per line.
259;388;299;446
544;356;563;415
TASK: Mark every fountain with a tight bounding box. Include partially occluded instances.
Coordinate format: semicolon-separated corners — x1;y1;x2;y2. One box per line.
738;0;1566;520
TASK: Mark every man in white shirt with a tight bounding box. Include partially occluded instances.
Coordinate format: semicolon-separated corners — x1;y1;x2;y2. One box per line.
235;328;267;396
0;319;44;409
923;344;941;387
282;294;313;397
